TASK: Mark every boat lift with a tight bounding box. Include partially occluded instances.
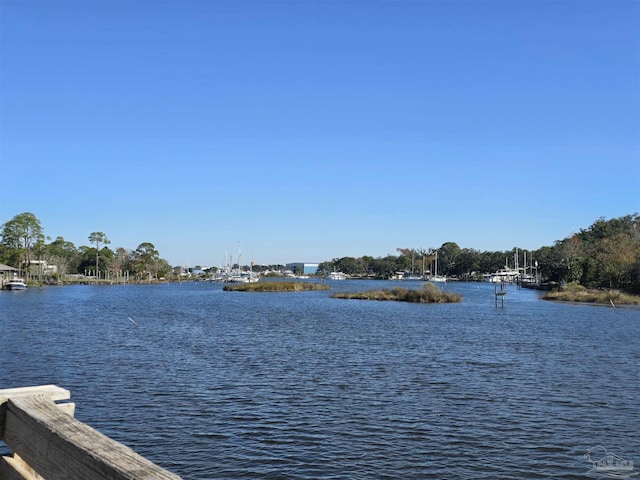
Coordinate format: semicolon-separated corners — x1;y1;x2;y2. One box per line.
495;281;507;307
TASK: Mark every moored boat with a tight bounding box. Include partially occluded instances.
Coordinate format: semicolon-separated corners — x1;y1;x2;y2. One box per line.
4;277;27;290
327;271;347;280
429;274;447;283
488;268;519;283
430;250;447;283
227;271;260;283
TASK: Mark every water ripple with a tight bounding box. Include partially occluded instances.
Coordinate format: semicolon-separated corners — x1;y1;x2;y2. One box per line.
1;282;639;479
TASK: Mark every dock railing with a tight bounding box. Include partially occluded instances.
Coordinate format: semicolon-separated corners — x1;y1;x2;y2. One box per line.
0;385;181;480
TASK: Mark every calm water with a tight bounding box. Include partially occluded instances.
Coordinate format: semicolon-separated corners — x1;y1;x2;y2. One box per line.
1;281;638;479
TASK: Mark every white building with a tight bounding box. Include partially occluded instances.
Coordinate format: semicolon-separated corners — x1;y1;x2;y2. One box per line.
285;263;319;275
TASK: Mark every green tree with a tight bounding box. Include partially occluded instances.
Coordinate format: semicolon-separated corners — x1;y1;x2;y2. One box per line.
334;256;364;276
133;242;160;280
559;235;584;283
46;236;79;279
360;255;375;276
531;214;640;291
77;246;97;275
593;233;637;289
394;250;412;272
1;212;44;275
455;248;481;278
371;255;400;278
88;232;110;277
99;246;115;277
156;258;172;278
438;242;461;276
316;260;334;275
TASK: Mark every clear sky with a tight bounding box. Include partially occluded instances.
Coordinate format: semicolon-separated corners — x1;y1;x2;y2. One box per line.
1;0;638;267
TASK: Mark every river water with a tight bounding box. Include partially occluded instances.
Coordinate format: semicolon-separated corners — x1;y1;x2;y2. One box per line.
1;280;638;479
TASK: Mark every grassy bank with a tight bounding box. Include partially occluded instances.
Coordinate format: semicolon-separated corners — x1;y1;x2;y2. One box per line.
223;281;331;292
542;287;640;305
331;283;462;303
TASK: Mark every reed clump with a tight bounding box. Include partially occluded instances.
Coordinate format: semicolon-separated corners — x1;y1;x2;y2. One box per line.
542;287;640;305
331;283;462;303
223;281;331;292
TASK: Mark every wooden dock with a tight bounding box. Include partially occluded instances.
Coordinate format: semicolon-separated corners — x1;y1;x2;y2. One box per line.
0;385;181;480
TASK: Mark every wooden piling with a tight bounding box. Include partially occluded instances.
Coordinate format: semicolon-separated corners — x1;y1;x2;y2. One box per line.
495;282;506;307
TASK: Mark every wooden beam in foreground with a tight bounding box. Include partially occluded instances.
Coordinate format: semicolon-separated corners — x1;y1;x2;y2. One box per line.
1;389;181;480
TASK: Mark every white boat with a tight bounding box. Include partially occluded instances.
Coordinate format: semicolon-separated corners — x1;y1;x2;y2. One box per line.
4;277;27;290
488;268;519;283
227;271;260;283
327;271;347;280
402;274;423;281
585;447;637;479
390;271;423;281
430;251;447;283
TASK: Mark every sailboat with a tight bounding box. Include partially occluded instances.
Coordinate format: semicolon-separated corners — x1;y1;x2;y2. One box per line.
225;243;260;283
402;250;423;280
430;250;447;283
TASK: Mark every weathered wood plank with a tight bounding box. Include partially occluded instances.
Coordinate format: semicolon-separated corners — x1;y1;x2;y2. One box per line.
0;453;44;480
0;455;33;480
55;402;76;417
0;385;70;403
4;395;182;480
0;385;72;437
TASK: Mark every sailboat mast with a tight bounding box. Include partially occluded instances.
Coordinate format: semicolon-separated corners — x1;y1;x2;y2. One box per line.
435;250;438;276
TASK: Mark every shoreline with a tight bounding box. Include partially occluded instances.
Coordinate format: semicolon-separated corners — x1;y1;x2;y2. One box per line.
541;288;640;306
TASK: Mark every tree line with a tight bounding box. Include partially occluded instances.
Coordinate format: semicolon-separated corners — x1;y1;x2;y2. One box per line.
318;214;640;293
0;212;171;282
2;212;639;293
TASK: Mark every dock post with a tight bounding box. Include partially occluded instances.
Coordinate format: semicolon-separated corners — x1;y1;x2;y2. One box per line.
495;282;506;307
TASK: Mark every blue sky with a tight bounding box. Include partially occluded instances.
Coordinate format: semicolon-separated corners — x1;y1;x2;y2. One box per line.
1;0;638;267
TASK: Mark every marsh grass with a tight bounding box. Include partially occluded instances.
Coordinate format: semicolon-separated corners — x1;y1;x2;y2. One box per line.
223;281;331;292
542;287;640;305
331;282;462;303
